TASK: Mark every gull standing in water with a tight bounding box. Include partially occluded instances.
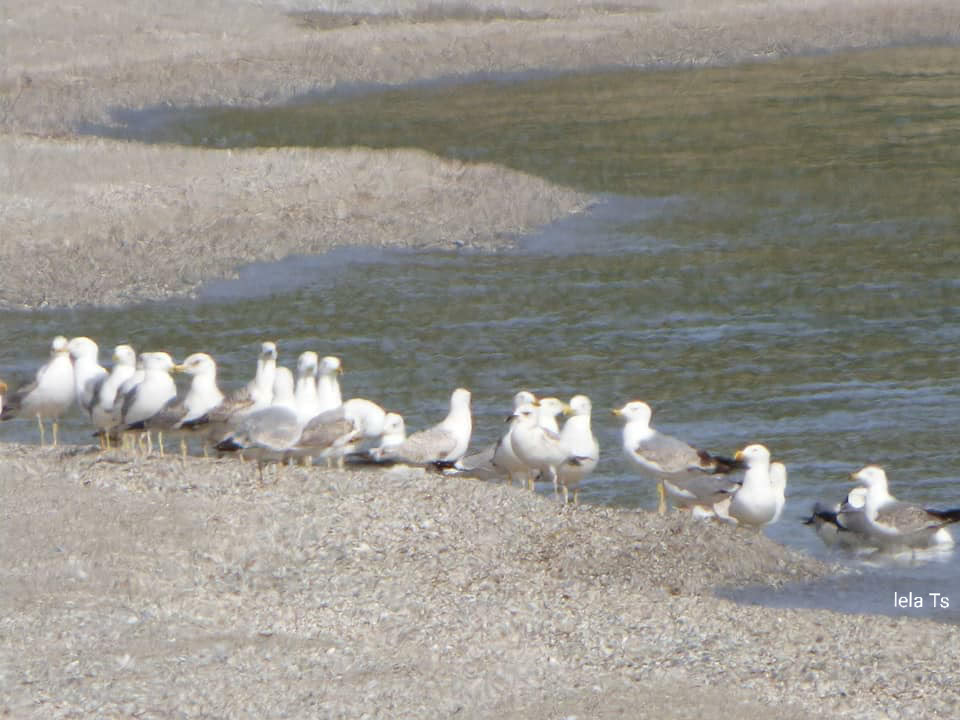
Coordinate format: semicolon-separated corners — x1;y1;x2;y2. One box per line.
556;394;599;505
1;335;75;446
805;486;870;550
372;388;472;467
90;344;137;448
613;400;741;514
818;465;960;551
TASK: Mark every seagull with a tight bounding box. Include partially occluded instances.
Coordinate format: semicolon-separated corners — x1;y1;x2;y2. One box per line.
294;351;321;424
1;335;75;446
246;341;278;413
445;390;536;482
90;344;137;448
804;486;870;550
817;465;960;551
371;388;472;467
118;352;178;453
214;373;302;481
121;352;225;457
316;355;343;413
286;406;362;468
612;400;742;514
178;343;277;443
556;394;599;505
508;403;590;494
347;412;407;465
487;390;539;486
68;336;108;426
714;444;783;527
535;396;568;434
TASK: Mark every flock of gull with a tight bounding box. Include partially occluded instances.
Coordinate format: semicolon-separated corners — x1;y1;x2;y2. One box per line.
2;335;959;556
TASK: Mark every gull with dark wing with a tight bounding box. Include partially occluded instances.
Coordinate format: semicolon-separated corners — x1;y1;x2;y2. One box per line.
805;486;870;550
613;400;742;515
69;336;108;429
179;342;277;443
1;335;75;446
713;444;783;527
814;465;960;551
287;406;362;468
120;353;225;457
371;388;472;467
118;352;178;453
214;369;301;481
446;390;536;482
90;344;137;448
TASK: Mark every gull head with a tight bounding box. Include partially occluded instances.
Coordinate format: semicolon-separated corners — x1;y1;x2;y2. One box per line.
382;412;406;438
51;335;70;355
319;355;342;376
175;353;217;377
734;443;771;467
849;464;888;491
842;485;869;510
112;345;137;368
538;397;569;419
611;400;652;426
509;403;539;427
67;336;100;361
512;390;537;410
297;351;319;377
260;341;278;361
139;352;176;373
450;387;471;410
566;394;592;417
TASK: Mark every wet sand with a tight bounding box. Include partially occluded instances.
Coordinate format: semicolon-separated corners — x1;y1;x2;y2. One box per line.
3;1;960;717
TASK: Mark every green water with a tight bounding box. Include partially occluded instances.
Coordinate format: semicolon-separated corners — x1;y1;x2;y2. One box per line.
10;48;960;605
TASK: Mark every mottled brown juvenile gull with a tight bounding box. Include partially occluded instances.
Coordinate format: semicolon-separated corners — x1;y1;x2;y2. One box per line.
613;400;741;515
1;335;75;446
372;388;472;467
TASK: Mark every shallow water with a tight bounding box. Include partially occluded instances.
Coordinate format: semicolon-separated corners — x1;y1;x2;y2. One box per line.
9;46;960;616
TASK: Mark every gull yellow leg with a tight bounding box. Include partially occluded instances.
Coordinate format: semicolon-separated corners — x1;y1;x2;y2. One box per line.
52;420;60;448
37;416;46;447
657;480;667;515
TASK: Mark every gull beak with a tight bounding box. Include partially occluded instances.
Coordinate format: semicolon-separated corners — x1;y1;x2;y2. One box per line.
734;450;744;462
0;380;7;394
172;364;186;373
610;408;622;417
561;403;574;416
